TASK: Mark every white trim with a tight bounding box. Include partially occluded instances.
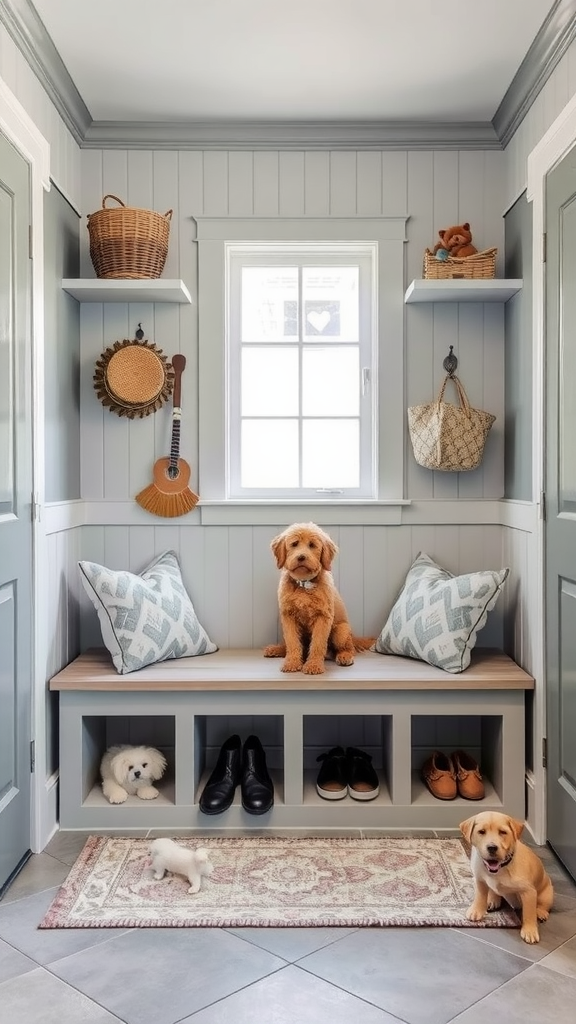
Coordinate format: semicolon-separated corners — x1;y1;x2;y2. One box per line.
0;73;51;851
44;499;85;535
525;91;576;845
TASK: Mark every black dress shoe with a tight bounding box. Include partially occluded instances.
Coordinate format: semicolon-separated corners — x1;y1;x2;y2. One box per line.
241;735;274;815
316;746;347;800
346;746;380;801
199;734;242;814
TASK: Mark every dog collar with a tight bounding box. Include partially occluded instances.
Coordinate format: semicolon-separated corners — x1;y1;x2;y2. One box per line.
295;579;316;589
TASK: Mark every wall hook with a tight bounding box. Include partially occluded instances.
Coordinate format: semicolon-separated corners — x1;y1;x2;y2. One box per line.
443;345;458;377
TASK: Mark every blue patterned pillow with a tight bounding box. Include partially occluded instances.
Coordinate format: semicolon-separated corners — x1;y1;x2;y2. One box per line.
373;552;508;673
78;550;217;674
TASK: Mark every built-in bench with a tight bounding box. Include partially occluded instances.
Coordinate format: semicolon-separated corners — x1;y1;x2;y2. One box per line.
49;647;534;831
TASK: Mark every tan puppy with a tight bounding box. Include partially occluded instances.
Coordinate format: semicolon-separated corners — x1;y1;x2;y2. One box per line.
263;522;374;675
460;811;553;944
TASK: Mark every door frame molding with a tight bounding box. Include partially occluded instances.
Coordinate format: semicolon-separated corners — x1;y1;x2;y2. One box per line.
527;90;576;844
0;74;51;852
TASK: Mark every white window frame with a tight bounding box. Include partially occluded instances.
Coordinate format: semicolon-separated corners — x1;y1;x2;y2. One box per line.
228;243;376;500
196;217;408;524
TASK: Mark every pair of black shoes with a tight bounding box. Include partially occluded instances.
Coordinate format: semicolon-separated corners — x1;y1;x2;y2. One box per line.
199;734;274;816
316;746;380;801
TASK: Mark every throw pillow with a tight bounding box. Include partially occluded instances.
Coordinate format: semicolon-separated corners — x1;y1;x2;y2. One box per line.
78;550;218;674
373;552;508;673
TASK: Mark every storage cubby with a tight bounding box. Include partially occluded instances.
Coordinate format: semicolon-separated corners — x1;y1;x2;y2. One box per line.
53;649;533;831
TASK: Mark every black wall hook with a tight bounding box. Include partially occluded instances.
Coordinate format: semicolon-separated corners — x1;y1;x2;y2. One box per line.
443;345;458;377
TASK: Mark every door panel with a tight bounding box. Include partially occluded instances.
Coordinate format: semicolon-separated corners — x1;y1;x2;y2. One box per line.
546;149;576;879
0;132;32;890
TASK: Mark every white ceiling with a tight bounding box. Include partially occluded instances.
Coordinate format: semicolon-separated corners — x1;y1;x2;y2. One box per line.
32;0;554;123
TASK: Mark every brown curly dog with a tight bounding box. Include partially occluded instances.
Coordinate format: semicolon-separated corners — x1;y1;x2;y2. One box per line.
263;522;374;675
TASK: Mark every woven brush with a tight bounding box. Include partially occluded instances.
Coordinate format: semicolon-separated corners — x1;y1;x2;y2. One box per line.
135;354;199;517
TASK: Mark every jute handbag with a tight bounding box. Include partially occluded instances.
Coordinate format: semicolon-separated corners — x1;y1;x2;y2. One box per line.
408;374;495;472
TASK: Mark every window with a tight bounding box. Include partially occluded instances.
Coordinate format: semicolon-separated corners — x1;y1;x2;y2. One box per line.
196;217;407;518
227;244;376;499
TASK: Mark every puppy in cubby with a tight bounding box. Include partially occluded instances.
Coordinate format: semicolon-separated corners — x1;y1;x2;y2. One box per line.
146;838;213;894
100;744;167;804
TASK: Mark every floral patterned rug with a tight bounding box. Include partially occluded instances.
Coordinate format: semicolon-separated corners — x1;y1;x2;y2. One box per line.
39;835;520;929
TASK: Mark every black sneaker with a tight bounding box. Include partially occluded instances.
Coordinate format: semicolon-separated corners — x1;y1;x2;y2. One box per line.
346;747;380;801
316;746;348;800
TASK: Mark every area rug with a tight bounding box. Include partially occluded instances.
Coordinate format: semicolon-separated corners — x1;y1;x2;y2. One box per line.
39;835;520;930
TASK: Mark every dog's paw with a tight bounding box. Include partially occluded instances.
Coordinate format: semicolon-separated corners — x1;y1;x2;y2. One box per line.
487;896;502;912
282;659;303;672
137;786;159;800
520;924;540;944
106;788;128;804
537;907;550;922
187;883;201;894
465;903;486;922
302;660;325;675
264;644;285;658
335;652;354;666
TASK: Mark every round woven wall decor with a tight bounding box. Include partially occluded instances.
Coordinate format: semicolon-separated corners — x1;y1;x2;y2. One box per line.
93;337;174;418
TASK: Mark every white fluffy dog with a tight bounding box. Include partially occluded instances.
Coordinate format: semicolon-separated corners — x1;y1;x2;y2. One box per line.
100;744;167;804
146;838;213;894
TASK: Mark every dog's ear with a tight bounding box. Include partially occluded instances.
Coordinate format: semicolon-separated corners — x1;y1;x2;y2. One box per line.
271;533;287;568
111;750;131;785
459;816;476;843
508;817;524;840
149;748;167;781
320;535;338;570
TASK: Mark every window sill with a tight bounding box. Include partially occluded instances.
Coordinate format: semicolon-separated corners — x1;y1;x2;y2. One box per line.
199;500;409;526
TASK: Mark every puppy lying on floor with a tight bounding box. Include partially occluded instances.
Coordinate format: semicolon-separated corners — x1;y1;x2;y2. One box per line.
460;810;554;943
263;522;374;675
146;838;213;894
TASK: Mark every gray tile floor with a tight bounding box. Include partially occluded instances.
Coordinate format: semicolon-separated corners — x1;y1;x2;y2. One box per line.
1;830;575;1024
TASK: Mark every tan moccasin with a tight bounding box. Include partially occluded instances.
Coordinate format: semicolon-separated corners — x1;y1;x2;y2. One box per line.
452;749;485;800
421;750;457;800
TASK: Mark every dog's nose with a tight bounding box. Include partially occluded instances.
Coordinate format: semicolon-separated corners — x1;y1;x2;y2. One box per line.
297;554;306;561
134;770;141;778
486;843;498;854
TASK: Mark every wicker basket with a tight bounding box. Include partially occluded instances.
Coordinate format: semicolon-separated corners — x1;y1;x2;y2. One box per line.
87;195;173;279
423;247;497;281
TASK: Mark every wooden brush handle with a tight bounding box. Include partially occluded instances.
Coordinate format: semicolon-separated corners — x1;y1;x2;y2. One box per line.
171;354;186;407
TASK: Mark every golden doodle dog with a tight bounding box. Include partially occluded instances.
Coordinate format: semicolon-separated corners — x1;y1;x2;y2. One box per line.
460;811;554;944
263;522;374;675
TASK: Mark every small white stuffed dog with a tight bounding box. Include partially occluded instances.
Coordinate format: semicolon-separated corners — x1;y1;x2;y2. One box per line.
100;745;167;804
146;838;213;894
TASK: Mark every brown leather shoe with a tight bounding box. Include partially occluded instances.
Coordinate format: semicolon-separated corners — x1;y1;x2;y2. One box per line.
452;749;485;800
421;751;457;800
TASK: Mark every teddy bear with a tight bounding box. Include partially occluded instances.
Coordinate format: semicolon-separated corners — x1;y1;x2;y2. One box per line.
433;223;478;260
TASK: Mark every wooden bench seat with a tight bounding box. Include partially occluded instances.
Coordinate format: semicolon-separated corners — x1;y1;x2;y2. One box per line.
50;647;534;832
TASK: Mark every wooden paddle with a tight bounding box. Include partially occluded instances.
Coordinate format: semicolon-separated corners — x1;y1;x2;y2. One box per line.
135;354;199;517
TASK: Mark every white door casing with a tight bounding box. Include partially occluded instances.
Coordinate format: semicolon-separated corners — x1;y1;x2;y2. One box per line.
0;75;50;852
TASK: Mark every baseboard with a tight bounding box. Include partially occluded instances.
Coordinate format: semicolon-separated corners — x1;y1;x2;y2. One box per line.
36;771;59;853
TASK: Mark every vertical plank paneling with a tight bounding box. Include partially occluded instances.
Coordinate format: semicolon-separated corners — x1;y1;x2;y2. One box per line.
362;527;388;636
279;151;305;215
227;527;254;646
337;526;365;633
329;152;357;215
304;152;330;215
80;303;105;500
102;303;131;499
458;151;486;249
432;304;458;499
455;304;486;499
202;527;230;646
153;151;180;278
179;151;203;488
126;302;155;497
81;150;104;276
203;152;229;214
482;302;505;498
228;152;254;215
381;152;408;216
252;526;282;646
356;152;382;216
253;152;279;214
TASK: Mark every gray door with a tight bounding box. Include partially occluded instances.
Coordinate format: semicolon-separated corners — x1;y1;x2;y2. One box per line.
0;132;33;890
546;147;576;879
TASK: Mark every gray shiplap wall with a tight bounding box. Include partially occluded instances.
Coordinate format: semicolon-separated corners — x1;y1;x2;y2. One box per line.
504;193;532;502
44;184;81;502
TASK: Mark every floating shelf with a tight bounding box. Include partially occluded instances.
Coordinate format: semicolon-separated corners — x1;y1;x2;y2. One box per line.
404;279;523;304
62;278;193;304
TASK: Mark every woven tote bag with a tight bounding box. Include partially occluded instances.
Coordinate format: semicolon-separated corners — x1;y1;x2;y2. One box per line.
407;374;495;472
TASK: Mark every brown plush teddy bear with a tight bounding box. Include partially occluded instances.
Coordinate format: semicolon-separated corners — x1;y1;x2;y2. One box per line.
433;223;478;259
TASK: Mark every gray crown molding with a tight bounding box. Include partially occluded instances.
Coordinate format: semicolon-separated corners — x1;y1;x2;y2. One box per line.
493;0;576;148
82;119;500;151
2;0;574;151
0;0;91;144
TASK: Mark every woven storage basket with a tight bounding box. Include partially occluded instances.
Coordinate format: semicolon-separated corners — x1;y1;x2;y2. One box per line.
87;194;173;279
423;247;497;281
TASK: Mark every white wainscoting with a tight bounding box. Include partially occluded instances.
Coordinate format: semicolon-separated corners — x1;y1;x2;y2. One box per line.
0;27;81;209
